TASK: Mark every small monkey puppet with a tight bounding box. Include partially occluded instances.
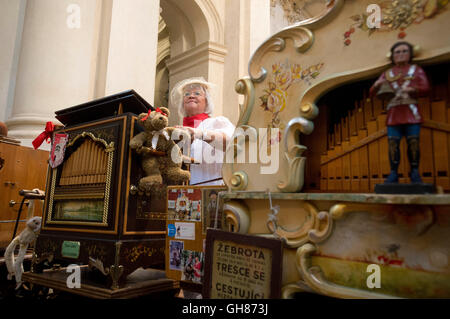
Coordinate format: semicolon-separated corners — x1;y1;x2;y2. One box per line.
5;216;42;289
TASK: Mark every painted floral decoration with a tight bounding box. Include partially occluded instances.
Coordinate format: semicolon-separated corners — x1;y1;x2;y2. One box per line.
344;0;448;44
259;60;324;144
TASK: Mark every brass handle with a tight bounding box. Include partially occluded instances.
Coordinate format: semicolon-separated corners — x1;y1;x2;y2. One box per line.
8;200;29;207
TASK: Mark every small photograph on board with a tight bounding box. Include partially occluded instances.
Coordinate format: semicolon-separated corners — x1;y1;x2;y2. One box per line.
174;222;195;240
202;189;225;234
181;250;204;283
167;188;202;221
169;240;184;271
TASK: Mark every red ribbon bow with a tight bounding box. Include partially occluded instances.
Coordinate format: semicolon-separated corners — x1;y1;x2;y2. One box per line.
32;121;55;149
155;107;167;116
141;107;167;122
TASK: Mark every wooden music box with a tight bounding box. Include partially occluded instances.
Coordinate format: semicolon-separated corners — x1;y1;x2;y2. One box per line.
32;91;167;289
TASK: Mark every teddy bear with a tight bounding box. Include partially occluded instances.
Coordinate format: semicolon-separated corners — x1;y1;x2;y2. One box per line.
130;107;190;193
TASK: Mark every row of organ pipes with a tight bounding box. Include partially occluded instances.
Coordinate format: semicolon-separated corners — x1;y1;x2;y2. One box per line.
311;63;450;193
59;139;108;186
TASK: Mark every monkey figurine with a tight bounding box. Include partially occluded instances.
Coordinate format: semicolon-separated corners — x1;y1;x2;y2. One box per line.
4;216;42;289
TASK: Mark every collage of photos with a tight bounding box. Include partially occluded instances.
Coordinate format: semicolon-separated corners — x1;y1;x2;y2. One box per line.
167;187;225;284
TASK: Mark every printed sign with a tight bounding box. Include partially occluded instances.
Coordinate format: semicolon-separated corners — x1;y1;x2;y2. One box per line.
174;222;196;240
203;229;283;299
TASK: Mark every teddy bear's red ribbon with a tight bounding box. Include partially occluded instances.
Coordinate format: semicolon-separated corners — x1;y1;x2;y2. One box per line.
141;107;167;122
155;107;167;116
32;121;54;149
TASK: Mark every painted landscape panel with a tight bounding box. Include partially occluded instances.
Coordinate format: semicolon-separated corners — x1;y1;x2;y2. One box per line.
314;208;450;298
53;199;104;222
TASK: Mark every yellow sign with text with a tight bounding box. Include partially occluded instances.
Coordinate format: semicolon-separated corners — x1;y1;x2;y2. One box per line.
210;240;272;299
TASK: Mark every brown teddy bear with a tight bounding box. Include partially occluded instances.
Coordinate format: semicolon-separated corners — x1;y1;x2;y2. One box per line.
130;107;190;193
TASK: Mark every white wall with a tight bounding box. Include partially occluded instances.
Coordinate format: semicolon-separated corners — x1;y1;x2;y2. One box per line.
5;0;103;147
104;0;160;103
2;0;160;148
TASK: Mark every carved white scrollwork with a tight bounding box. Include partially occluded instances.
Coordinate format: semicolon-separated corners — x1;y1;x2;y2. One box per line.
296;243;399;299
248;27;314;83
235;77;256;126
308;210;333;243
223;200;251;234
281;283;304;299
222;77;257;190
277;117;314;192
223;125;257;190
266;200;320;248
249;37;285;83
88;257;110;276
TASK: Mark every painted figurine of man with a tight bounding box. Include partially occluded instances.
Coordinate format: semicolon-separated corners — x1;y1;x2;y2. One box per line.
370;41;430;184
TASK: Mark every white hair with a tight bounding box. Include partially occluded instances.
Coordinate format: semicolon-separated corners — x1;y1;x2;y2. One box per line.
170;77;215;119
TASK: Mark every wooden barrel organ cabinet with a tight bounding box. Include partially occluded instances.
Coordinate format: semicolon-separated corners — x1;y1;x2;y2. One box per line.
32;91;168;289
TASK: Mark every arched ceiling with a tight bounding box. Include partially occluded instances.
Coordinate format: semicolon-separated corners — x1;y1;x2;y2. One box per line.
160;0;224;57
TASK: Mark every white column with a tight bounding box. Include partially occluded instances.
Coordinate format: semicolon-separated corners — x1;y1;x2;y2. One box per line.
249;0;271;56
0;0;26;123
222;0;271;126
5;0;102;148
104;0;160;105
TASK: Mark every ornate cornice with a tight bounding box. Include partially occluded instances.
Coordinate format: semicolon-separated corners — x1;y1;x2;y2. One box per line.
165;41;227;76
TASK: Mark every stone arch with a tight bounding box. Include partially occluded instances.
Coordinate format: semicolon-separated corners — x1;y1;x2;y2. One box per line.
195;0;224;44
159;0;227;125
160;0;224;54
